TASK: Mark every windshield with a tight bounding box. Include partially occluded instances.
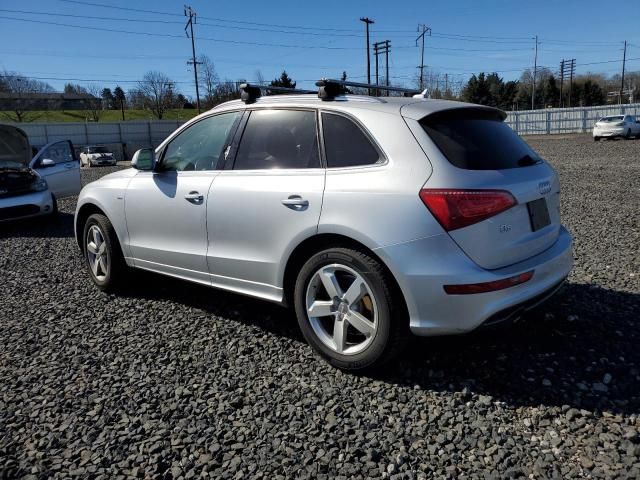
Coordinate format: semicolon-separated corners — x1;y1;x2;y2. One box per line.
89;146;110;154
599;116;624;122
420;108;543;170
0;125;31;168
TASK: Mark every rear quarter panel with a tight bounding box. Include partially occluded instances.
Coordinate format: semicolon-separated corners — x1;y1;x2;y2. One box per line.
318;109;443;249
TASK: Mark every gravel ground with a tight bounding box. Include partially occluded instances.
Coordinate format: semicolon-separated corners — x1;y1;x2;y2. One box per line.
1;135;639;479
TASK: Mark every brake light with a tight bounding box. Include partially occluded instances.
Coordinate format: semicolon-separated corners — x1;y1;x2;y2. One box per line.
419;189;517;231
444;270;534;295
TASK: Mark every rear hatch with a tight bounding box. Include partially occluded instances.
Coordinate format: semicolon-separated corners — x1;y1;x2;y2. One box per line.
414;107;561;270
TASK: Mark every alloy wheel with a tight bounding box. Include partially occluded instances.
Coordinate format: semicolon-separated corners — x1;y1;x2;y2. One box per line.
305;264;378;355
86;224;109;281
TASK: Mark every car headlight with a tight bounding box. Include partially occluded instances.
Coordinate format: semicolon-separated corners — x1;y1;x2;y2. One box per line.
30;177;48;192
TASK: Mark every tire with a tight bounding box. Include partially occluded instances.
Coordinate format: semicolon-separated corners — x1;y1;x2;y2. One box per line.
51;194;58;215
293;247;408;371
82;213;127;292
625;129;631;139
593;136;600;142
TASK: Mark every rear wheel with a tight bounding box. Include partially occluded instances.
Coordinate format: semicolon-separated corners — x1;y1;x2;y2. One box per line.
593;136;600;142
294;247;407;370
83;213;127;292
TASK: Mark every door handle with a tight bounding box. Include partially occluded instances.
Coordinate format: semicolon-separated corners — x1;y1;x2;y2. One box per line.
281;195;309;210
184;191;204;204
64;163;75;169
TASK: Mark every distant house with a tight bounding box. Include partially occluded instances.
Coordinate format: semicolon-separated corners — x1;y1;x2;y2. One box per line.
0;92;100;111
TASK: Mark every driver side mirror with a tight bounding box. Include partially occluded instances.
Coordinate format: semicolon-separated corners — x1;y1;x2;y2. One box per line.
39;158;55;168
131;148;156;171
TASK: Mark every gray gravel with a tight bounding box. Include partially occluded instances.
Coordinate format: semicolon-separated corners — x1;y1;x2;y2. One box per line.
1;135;639;479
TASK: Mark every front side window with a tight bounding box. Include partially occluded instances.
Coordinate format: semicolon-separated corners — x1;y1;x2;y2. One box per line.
233;109;320;170
39;141;75;165
161;111;240;171
321;112;381;168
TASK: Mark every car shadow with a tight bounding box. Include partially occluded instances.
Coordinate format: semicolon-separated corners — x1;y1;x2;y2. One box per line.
116;272;638;414
0;212;75;239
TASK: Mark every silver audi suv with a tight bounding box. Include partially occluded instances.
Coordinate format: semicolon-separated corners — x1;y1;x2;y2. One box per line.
75;88;573;370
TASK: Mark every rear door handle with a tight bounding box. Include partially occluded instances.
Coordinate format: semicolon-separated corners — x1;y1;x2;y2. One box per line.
282;195;309;210
184;191;204;204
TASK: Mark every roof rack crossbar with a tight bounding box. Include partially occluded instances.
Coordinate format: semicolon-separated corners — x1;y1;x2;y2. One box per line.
316;78;419;100
239;83;316;104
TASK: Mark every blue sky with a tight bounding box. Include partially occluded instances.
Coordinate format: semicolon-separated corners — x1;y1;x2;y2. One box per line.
1;0;638;97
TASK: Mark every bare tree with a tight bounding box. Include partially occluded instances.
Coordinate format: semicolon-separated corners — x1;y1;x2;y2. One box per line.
198;55;219;109
254;69;265;85
137;71;176;119
0;70;54;122
86;83;104;122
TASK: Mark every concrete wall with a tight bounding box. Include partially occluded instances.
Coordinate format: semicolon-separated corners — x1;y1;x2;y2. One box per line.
13;120;186;161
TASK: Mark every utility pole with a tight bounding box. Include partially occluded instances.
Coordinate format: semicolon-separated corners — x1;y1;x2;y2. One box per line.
559;59;575;108
360;17;374;94
568;59;576;107
185;5;201;113
373;42;379;96
373;40;391;97
620;40;627;104
416;24;431;91
532;35;538;110
384;40;390;96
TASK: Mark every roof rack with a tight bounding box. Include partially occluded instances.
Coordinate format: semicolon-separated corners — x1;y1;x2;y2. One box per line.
239;83;316;104
316;79;419;100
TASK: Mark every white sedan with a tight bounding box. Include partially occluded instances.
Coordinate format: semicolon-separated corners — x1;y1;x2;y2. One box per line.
0;125;81;221
593;115;640;141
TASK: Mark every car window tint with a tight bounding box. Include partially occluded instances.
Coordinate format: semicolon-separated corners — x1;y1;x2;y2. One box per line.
321;113;380;168
421;108;543;170
233;110;320;170
40;141;74;164
162;112;240;172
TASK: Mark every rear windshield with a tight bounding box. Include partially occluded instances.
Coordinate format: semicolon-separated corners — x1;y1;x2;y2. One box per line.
420;108;542;170
599;116;624;122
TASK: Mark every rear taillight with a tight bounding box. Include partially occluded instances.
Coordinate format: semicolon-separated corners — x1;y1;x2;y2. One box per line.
419;188;517;231
444;270;534;295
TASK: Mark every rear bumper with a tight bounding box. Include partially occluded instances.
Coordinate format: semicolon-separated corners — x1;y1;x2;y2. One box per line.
593;127;625;137
0;190;53;222
375;226;573;336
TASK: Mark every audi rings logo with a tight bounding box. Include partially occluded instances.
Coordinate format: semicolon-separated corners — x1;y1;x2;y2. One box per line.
538;181;552;195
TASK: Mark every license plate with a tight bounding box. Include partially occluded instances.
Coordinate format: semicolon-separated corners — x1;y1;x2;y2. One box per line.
527;198;551;232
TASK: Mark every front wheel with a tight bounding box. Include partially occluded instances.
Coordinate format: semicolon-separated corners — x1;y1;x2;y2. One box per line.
593;136;600;142
82;213;127;292
293;248;407;370
625;129;631;139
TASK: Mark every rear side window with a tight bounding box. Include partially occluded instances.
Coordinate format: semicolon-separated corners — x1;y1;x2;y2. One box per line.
420;109;542;170
234;109;320;170
321;112;381;168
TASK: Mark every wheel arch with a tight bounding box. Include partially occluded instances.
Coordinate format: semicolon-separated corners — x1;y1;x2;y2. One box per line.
75;202;108;250
282;233;409;320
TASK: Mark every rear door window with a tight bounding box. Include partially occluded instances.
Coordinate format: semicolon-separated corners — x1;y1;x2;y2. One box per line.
321;112;381;168
420;108;543;170
233;109;320;170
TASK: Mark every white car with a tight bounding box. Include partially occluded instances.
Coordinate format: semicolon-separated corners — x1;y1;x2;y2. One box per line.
0;124;81;221
593;114;640;141
80;145;117;167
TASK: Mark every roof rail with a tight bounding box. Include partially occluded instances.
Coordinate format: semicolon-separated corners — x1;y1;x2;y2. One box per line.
316;78;419;100
239;83;316;104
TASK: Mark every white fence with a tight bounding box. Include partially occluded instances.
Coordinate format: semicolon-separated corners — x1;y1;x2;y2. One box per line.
14;120;186;160
505;103;640;135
